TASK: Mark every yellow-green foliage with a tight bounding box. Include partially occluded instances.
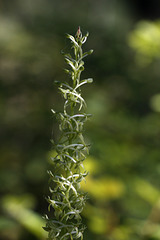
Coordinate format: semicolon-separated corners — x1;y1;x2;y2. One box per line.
128;20;160;65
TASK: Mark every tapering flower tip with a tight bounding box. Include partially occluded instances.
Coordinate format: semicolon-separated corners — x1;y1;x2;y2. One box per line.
75;26;82;39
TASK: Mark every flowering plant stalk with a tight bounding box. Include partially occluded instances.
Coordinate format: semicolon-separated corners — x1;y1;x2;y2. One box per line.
44;27;93;240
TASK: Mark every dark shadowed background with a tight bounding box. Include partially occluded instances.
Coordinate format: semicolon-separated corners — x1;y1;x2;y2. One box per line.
1;1;160;240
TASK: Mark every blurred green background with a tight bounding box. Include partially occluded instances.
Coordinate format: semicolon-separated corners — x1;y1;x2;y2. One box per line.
1;1;160;240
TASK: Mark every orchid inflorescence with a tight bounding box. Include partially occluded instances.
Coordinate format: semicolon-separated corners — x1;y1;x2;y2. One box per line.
44;27;93;240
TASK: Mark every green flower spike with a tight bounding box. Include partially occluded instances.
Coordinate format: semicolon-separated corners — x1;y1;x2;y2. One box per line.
44;27;93;240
